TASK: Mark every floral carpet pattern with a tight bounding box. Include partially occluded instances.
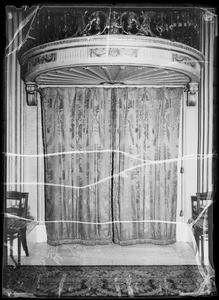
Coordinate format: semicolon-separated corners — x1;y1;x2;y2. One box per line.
2;265;215;297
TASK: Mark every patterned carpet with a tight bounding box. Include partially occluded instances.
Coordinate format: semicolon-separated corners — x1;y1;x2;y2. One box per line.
2;265;216;297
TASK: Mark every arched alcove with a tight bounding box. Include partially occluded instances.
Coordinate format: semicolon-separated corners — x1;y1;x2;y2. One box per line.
16;31;205;247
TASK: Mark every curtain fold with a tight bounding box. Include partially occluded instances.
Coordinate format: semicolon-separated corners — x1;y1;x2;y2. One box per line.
112;87;182;245
41;87;113;245
41;86;182;245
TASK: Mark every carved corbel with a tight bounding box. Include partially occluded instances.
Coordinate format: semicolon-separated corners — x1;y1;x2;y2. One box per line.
25;82;39;106
186;82;198;106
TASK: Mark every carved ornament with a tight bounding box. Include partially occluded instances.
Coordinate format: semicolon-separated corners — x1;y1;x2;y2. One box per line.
186;82;199;106
17;7;202;60
173;54;196;68
25;82;39;106
90;47;138;58
28;53;57;71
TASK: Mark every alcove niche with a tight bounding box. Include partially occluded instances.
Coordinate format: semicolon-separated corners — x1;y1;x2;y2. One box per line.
19;34;205;241
17;31;206;246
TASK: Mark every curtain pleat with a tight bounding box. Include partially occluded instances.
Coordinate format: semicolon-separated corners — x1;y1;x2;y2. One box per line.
41;87;113;245
41;86;182;245
113;87;182;245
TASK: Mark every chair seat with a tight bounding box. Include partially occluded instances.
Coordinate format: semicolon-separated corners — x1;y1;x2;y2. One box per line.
7;218;27;231
193;216;208;232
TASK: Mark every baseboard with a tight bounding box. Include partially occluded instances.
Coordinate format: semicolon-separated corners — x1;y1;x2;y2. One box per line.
30;224;47;243
176;222;190;242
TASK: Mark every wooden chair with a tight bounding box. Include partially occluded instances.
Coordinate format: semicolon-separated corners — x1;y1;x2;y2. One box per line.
191;192;212;264
6;191;29;267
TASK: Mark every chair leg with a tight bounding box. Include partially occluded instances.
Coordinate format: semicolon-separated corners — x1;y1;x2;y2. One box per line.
9;235;13;257
194;229;199;250
9;235;18;267
20;228;29;257
18;233;21;266
201;235;204;264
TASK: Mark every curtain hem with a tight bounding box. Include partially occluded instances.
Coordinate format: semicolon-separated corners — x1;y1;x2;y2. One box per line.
47;237;176;246
113;238;176;246
47;238;112;246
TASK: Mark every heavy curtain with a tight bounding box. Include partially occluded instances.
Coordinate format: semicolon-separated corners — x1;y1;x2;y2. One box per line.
41;88;113;245
41;87;182;245
112;88;182;245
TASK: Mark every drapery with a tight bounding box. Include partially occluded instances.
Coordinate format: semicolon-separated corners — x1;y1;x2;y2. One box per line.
41;88;113;245
41;87;182;245
112;88;182;245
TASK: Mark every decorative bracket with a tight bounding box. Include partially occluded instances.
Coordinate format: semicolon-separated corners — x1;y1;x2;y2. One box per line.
25;82;39;106
186;82;198;106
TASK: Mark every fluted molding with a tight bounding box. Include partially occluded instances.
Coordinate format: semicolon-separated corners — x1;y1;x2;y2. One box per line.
197;12;217;194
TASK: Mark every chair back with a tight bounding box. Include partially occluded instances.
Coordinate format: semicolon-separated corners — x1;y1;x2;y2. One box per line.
192;192;212;219
196;192;212;214
6;191;29;218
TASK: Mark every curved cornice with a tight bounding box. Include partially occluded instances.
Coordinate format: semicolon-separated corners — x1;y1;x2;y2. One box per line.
21;35;205;66
19;35;205;105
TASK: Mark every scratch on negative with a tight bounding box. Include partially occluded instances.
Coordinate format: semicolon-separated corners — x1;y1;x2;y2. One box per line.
114;277;122;297
58;273;67;298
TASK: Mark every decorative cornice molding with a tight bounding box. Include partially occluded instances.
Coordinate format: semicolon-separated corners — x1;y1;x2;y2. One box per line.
21;35;205;65
90;47;138;58
172;54;196;68
20;35;204;88
28;53;57;71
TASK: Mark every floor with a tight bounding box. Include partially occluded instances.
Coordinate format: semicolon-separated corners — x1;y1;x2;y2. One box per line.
8;241;200;266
